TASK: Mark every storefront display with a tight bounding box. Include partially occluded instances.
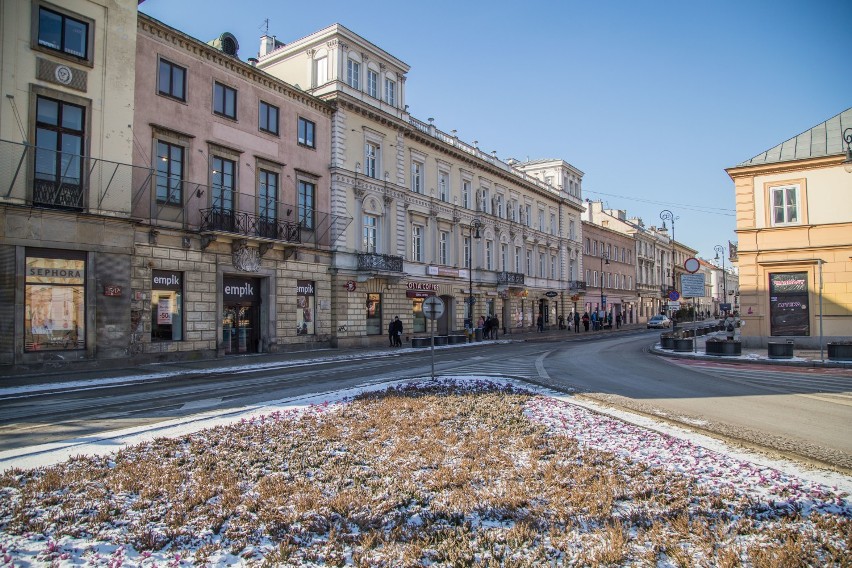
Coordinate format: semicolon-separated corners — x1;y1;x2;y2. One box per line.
24;252;85;351
297;280;315;335
769;271;809;336
366;293;382;335
151;270;182;341
222;276;260;353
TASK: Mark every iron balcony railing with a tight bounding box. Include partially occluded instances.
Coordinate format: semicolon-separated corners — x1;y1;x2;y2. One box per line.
200;206;301;243
566;280;587;291
498;271;525;286
357;252;404;273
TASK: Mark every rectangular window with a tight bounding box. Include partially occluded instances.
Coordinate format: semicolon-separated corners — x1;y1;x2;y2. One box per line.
440;231;449;265
525;205;532;227
315;56;328;86
366;293;382;335
771;185;799;225
511;199;518;222
158;59;186;101
298;117;315;148
212;156;235;212
365;142;379;178
156;141;183;205
34;95;85;209
501;244;508;271
550;213;556;235
569;220;576;240
259;101;279;135
526;250;532;275
411;225;423;262
482;189;490;213
385;78;396;106
539;253;545;277
463;180;471;209
298;180;315;230
347;59;361;89
363;214;378;253
367;70;378;98
297;280;315;336
439;171;449;202
411;162;423;193
551;255;556;279
464;236;471;269
539;210;545;232
152;270;183;342
38;6;88;60
515;247;520;272
25;252;85;352
258;169;278;237
486;240;493;270
213;82;237;119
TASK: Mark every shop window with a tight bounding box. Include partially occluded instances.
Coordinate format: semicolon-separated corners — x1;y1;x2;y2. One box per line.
366;292;382;335
297;280;315;335
412;298;426;333
25;251;85;351
151;270;183;341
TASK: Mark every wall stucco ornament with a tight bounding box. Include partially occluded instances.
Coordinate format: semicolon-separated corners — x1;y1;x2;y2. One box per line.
54;65;73;85
233;244;262;272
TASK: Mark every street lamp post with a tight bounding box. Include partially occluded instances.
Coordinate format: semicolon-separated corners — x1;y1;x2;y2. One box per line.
714;244;727;316
660;209;678;330
599;251;609;329
467;218;482;329
843;128;852;173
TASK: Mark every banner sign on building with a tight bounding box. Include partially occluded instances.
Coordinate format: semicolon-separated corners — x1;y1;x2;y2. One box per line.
769;272;809;336
680;273;705;298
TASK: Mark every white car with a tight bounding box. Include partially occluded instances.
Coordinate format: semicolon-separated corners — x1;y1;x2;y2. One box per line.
647;315;672;329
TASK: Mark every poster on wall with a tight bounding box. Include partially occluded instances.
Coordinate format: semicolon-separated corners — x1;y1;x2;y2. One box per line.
769;271;809;336
157;297;173;324
296;280;315;335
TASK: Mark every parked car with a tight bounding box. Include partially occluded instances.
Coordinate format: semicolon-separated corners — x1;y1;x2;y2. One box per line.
647;315;671;329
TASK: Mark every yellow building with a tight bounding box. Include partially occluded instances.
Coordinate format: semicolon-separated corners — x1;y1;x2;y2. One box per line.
726;108;852;347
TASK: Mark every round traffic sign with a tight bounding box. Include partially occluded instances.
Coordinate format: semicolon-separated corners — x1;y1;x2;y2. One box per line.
684;257;700;274
668;289;680;301
422;296;445;320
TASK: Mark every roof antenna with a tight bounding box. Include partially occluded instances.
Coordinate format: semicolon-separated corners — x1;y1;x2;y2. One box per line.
261;18;269;35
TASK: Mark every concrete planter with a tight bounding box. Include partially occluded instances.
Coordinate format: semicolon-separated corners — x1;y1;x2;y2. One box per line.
767;342;794;359
660;335;675;350
673;338;693;352
448;335;467;345
433;336;448;346
705;340;742;356
411;337;430;348
827;342;852;361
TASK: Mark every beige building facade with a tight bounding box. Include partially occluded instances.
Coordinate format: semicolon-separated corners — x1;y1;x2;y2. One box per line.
257;24;586;347
726;107;852;347
0;0;138;366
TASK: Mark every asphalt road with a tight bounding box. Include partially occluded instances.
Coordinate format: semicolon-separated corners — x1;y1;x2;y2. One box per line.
1;329;850;471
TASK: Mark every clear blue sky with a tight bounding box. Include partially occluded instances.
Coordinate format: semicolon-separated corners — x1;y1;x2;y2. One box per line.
139;0;852;263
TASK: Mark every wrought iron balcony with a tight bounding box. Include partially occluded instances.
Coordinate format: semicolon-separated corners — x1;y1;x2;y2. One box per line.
497;271;525;286
357;252;404;273
200;207;301;243
566;280;587;291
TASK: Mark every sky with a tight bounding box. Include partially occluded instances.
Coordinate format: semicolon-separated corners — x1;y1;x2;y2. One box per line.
139;0;852;263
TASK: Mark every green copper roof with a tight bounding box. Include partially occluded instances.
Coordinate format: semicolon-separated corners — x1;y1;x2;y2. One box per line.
738;107;852;166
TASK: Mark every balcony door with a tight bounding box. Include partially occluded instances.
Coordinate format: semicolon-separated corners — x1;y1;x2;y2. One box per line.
211;156;236;231
34;96;85;209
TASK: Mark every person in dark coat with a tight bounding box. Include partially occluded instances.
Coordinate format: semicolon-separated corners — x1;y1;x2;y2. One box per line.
582;312;590;332
388;319;395;347
574;311;581;333
392;316;403;347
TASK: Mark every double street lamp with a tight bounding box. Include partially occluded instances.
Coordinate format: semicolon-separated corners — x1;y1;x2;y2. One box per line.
467;218;482;325
714;244;728;315
660;209;678;328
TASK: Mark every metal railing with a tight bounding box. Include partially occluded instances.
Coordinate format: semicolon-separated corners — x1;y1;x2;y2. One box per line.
566;280;587;291
357;252;404;272
200;207;301;243
498;271;525;286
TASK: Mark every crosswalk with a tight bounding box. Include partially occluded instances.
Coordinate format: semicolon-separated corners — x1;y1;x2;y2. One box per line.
445;354;546;382
669;359;852;406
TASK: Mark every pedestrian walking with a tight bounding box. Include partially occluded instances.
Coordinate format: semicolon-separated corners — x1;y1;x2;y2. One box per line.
723;311;741;341
615;313;621;329
574;311;581;333
536;314;544;333
388;319;395;347
393;316;403;347
582;312;590;332
490;315;499;339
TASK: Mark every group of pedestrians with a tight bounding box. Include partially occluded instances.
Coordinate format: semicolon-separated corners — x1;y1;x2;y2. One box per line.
387;316;403;347
478;314;500;339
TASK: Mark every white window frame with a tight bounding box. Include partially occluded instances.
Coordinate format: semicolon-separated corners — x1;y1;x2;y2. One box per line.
439;230;449;265
385;78;396;106
486;240;493;270
365;141;379;179
438;170;449;202
501;243;508;272
411;225;423;262
315;56;328;86
539;252;545;277
525;204;532;228
347;58;360;89
363;214;378;253
367;69;378;98
515;247;521;273
411;161;423;193
526;249;532;276
770;184;800;226
464;236;471;269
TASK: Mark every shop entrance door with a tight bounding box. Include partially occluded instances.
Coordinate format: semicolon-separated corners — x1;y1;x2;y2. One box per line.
222;304;259;354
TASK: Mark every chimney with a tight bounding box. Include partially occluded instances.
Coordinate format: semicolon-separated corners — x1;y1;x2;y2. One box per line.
260;34;284;57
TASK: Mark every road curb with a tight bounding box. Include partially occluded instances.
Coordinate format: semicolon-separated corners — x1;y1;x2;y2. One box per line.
650;344;852;369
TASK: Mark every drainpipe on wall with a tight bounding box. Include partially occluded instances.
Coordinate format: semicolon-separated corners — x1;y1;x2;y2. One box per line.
818;259;824;361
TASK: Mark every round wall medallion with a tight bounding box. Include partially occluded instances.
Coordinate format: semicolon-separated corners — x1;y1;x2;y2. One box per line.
54;65;73;85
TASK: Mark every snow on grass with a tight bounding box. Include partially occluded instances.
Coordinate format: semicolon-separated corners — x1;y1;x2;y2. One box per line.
0;377;849;567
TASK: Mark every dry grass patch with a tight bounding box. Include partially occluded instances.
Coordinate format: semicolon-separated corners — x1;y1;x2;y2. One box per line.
0;380;849;566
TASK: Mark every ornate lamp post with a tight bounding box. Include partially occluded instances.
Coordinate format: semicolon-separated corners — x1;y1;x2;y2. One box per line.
843;128;852;173
467;218;482;327
599;251;609;328
714;244;727;315
660;209;678;329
